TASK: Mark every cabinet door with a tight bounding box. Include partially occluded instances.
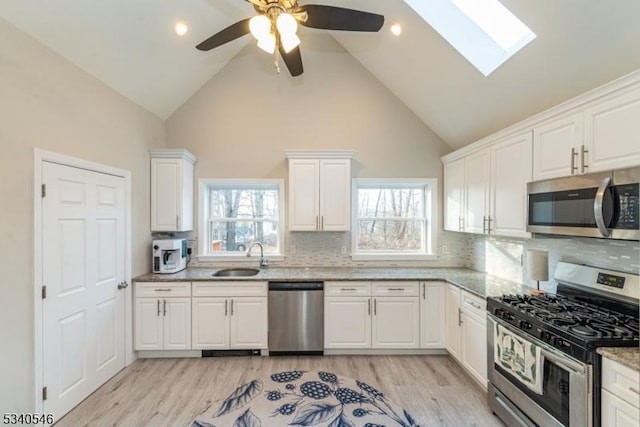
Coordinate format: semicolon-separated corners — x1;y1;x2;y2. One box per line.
372;297;420;349
151;158;181;232
490;132;532;238
464;149;491;234
319;159;351;231
289;159;320;231
445;285;461;359
419;282;446;349
162;297;191;350
461;310;487;386
229;297;268;349
192;298;229;350
532;113;583;180
601;389;640;427
324;297;371;349
584;87;640;173
134;298;163;350
443;159;465;232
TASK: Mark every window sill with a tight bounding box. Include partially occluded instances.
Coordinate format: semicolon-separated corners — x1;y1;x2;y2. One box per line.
350;253;438;261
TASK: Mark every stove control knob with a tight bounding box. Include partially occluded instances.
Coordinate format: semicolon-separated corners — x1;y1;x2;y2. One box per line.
550;336;564;346
518;320;532;329
493;308;502;316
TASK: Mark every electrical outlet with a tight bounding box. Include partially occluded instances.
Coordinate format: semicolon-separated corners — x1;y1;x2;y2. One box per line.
441;245;448;254
340;246;347;256
290;245;296;255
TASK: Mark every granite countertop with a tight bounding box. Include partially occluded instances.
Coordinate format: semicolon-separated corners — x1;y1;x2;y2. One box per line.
597;347;640;372
133;267;530;298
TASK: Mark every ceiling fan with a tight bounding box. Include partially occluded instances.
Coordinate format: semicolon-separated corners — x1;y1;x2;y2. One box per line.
196;0;384;77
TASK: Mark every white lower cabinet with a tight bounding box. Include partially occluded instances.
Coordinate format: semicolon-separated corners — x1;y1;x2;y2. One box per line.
191;281;268;350
446;285;488;387
420;282;446;348
324;281;419;349
134;282;192;350
601;358;640;427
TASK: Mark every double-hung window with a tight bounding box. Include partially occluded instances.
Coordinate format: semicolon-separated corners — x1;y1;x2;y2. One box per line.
198;179;285;260
352;179;437;260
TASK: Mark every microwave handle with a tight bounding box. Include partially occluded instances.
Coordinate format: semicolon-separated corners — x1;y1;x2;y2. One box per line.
594;176;612;238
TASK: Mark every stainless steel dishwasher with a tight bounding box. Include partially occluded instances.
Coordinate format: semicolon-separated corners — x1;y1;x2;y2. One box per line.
268;282;323;355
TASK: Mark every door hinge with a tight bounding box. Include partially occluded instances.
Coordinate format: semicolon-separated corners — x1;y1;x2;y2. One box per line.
42;386;48;401
42;286;47;299
41;184;46;198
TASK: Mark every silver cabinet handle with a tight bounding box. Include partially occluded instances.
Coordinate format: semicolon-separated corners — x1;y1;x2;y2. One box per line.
388;288;406;291
176;215;179;229
458;308;462;326
163;299;167;316
486;216;492;234
154;288;173;292
225;299;228;316
483;216;487;234
458;216;464;231
580;144;589;173
316;216;319;230
465;300;482;310
230;299;234;316
570;147;578;174
157;299;160;316
422;283;426;300
340;288;358;292
594;176;612;237
368;298;371;315
374;299;377;315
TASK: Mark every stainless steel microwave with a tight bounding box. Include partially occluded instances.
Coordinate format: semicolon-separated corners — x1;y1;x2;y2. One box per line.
527;166;639;240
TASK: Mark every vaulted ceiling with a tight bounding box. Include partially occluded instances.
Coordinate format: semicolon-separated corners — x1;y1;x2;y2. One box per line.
2;0;640;149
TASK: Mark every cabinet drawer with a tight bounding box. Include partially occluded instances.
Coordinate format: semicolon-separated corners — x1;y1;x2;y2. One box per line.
325;281;371;296
460;290;486;318
136;282;191;297
602;358;640;408
372;282;419;297
192;281;268;297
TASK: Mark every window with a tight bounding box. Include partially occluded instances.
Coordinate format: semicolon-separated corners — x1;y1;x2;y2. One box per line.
403;0;536;75
352;179;437;260
198;179;285;260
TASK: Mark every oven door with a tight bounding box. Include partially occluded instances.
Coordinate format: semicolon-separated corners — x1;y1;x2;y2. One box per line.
487;316;593;427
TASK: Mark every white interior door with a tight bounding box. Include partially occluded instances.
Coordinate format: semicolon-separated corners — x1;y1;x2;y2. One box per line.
42;161;126;419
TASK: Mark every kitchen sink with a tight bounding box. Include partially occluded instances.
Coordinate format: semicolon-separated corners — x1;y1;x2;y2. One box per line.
212;268;260;277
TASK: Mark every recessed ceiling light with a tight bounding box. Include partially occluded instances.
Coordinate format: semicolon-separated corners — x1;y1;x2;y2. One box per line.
390;22;402;36
174;21;189;37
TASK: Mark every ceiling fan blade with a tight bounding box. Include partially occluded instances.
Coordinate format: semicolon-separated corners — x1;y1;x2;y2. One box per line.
279;44;304;77
196;18;251;51
298;5;384;32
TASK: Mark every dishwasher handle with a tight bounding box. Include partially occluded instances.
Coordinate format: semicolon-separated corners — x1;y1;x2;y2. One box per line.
268;282;324;291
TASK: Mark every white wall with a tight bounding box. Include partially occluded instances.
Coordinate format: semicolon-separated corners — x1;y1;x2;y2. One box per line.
0;18;164;412
165;34;465;266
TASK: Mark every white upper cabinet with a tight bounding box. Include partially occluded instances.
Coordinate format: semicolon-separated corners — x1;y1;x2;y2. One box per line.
532;113;583;180
584;86;640;172
464;148;491;234
149;149;197;232
491;132;533;238
443;131;532;238
286;151;353;231
443;158;465;232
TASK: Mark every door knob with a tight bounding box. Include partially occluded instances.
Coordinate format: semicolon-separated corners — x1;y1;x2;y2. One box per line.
117;281;129;290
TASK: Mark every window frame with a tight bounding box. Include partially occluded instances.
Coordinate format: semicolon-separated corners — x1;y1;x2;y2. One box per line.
197;178;286;262
351;178;438;261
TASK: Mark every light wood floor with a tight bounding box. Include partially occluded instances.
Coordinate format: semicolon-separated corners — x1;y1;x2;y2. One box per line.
55;355;504;427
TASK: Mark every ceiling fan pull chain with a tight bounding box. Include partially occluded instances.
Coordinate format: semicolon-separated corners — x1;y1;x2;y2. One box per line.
274;42;280;74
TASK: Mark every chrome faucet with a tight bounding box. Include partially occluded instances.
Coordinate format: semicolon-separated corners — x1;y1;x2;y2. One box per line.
246;242;268;267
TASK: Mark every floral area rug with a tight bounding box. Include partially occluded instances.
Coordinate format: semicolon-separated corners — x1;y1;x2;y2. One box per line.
192;370;419;427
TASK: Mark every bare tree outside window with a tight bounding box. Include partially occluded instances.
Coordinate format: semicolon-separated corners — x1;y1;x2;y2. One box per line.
355;182;432;255
208;186;279;253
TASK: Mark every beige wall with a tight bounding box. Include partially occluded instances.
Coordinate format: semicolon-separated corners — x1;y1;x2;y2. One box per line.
0;19;164;412
166;34;457;266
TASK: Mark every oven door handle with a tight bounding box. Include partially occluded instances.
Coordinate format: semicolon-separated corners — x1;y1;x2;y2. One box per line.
594;176;612;238
539;348;585;374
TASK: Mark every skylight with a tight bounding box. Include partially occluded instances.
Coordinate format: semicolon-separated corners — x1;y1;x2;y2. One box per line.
403;0;536;75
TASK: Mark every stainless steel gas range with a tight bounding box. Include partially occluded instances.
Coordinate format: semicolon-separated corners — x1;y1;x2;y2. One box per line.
486;262;639;427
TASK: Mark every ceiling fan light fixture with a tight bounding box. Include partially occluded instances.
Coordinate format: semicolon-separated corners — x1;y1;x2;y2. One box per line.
276;13;298;35
280;33;301;53
256;32;276;54
249;15;272;39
